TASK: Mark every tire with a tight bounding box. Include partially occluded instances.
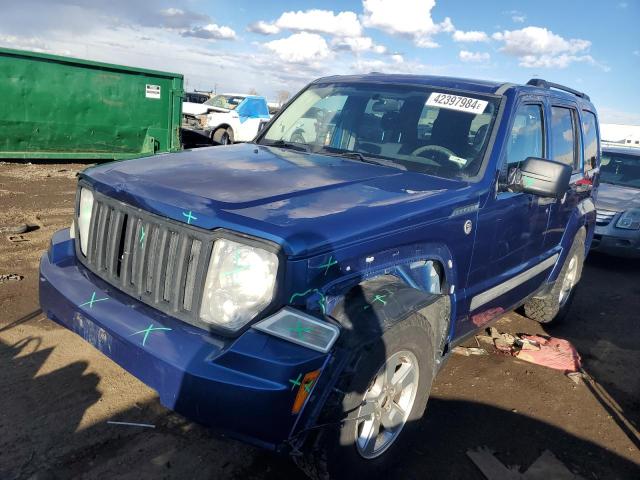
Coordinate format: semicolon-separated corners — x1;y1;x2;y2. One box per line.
212;127;233;145
524;228;586;324
295;313;437;480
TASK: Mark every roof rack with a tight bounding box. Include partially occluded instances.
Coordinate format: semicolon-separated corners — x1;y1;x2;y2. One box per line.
526;78;590;101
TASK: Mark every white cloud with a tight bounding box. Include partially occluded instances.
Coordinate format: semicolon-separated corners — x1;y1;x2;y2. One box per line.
415;38;440;49
503;10;526;23
182;24;237;40
157;8;210;29
264;32;332;64
519;53;605;70
352;58;389;72
247;21;281;35
350;56;445;75
492;26;605;69
252;9;363;38
452;30;489;42
439;17;455;34
598;107;640;125
362;0;453;48
331;36;387;54
493;26;590;57
0;34;49;52
459;50;490;62
278;9;362;37
249;8;391;56
634;50;640;57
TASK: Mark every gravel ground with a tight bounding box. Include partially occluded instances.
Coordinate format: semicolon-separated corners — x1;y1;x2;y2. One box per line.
0;161;638;480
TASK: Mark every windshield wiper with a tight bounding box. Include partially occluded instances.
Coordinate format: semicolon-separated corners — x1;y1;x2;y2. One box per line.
261;139;310;152
319;147;405;170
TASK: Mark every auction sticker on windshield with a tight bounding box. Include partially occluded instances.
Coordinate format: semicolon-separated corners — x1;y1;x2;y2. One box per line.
426;92;488;114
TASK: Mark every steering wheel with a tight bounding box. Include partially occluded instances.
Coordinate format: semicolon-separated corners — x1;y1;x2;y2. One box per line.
410;145;458;167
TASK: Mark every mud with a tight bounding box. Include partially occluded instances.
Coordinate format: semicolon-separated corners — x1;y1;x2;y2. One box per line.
0;161;638;479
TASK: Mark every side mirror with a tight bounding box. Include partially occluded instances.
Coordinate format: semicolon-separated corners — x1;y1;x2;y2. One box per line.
507;157;572;199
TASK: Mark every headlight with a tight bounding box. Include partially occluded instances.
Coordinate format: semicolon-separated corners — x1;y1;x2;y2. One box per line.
616;209;640;230
77;188;94;255
199;238;278;331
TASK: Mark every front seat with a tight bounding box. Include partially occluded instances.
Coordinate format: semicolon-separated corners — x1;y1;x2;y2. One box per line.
429;109;473;155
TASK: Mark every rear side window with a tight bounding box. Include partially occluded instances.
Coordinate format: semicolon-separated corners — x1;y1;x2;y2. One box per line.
505;104;544;165
582;110;599;172
550;106;578;171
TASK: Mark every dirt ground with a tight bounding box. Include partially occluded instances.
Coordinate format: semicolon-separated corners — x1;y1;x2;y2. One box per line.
0;161;638;480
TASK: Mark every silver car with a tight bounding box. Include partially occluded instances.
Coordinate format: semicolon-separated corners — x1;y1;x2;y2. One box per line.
591;145;640;257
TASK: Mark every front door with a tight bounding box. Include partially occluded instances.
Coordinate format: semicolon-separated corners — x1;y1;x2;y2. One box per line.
464;100;550;332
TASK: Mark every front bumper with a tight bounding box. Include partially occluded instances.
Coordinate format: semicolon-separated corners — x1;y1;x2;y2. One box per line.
591;223;640;258
39;229;329;450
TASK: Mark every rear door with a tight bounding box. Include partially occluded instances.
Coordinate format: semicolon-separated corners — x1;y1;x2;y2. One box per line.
543;103;583;250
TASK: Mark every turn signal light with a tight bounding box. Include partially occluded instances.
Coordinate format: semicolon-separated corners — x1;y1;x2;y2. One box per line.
292;369;321;414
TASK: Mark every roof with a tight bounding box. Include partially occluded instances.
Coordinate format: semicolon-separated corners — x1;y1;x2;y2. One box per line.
311;73;594;106
312;74;504;95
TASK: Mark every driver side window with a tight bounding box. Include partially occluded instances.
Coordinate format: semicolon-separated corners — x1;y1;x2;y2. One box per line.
505;104;544;166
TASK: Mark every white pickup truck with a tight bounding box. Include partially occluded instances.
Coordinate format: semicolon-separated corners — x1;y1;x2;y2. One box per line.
182;93;271;144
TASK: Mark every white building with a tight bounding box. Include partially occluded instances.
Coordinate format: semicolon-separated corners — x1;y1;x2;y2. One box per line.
600;123;640;147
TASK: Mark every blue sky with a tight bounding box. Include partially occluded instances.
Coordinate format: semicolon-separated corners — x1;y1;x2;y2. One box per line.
1;0;639;123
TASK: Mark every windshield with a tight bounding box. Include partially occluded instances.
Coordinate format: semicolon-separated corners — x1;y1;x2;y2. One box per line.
601;151;640;188
205;94;245;110
259;82;500;179
185;92;210;104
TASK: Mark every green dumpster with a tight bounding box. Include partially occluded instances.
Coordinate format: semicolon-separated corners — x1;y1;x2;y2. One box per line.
0;47;183;160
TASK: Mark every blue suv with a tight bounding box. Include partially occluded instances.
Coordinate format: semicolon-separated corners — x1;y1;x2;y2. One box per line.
39;74;599;479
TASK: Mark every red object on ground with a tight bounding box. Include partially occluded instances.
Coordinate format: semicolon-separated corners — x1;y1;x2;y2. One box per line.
471;307;504;327
515;335;581;373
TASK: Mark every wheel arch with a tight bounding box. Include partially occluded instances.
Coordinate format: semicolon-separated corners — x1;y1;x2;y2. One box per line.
288;244;459;353
211;123;233;135
547;206;590;283
328;273;451;360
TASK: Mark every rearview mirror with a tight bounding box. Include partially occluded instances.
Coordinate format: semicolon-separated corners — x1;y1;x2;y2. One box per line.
507;157;572;199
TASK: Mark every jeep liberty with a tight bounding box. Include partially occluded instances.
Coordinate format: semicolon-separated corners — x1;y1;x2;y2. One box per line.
40;74;599;479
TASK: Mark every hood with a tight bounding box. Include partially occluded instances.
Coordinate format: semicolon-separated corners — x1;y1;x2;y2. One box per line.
83;144;467;256
596;182;640;212
182;102;230;116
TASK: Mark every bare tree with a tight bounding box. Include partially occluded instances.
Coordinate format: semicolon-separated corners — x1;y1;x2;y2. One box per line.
276;90;291;106
248;87;259;95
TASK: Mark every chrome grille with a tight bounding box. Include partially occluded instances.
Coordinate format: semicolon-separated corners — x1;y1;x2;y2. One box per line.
595;209;617;226
79;191;213;322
